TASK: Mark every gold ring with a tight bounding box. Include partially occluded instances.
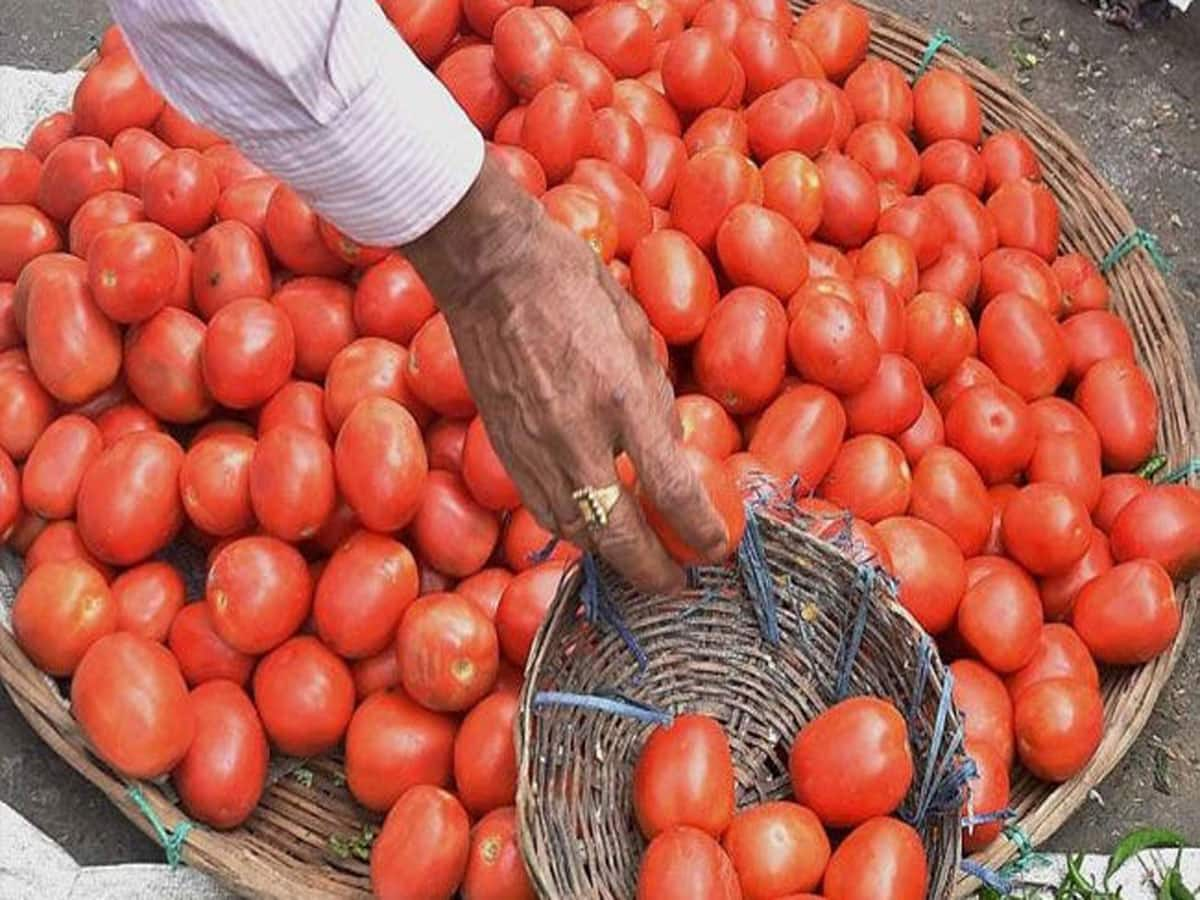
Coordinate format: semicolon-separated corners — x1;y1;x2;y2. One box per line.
572;484;622;530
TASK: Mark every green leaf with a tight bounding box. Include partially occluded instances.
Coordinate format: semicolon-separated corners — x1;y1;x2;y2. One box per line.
1167;870;1196;900
1107;829;1186;885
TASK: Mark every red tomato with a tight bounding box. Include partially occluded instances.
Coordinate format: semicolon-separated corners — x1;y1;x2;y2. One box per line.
315;532;418;659
457;568;515;621
790;696;912;827
876;516;965;634
950;659;1015;768
817;435;911;523
1073;358;1158;472
1094;473;1151;534
124;307;214;424
270;277;356;381
454;690;519;816
981;130;1041;194
345;688;456;813
543;183;619;261
1109;485;1200;579
71;632;193;778
253;635;354;756
567;157;653;258
490;7;564;101
23;520;113;580
662;28;736;112
191;220;272;319
683;108;749;157
962;741;1010;853
248;425;335;542
1027;396;1100;448
502;508;580;571
843;58;913;131
20;415;101;520
111;561;184;643
168;602;256;688
642;445;746;562
845;121;920;193
24;270;120;407
723;802;829;899
214;175;277;243
24;111;76;161
1061;310;1134;384
1053;252;1109;315
154;103;223;150
854;234;918;305
257;381;330;442
913;69;981;146
877;196;947;271
638;826;742;900
613;77;682;135
629;229;718;343
206;535;312;654
670;147;763;252
578;2;656;76
411;470;501;577
840;353;923;437
1001;483;1091;576
12;559;115;676
462;807;535;900
352;649;402;700
640;126;686;207
748;385;845;488
380;0;462;61
0;448;17;540
1073;559;1180;665
919;242;980;307
902;293;974;390
425;417;470;475
895;392;944;467
761;150;823;238
372;786;471;900
67;189;145;259
1013;678;1103;782
201;297;294;409
437;44;517;137
334;396;429;533
745;79;834;164
262;184;349;277
517;83;592;185
718;204;808;298
824;817;927;900
1005;623;1100;702
72;51;163;143
37;136;124;222
787;289;879;395
0;366;55;461
959;567;1043;673
589;107;647;182
549;51;608;111
988;178;1060;262
855;276;905;354
944;383;1034;484
978;292;1069;401
203;143;264;190
978;247;1063;317
694;287;788;415
693;0;747;45
732;20;805;101
0;284;18;353
352;254;436;348
487;142;547;196
918;139;985;195
1039;527;1112;622
141;148;219;237
326;337;429;431
406;313;476;419
495;559;568;665
1027;431;1102;514
907;446;990;556
0;147;43;205
925;183;997;260
397;591;499;712
811;151;878;249
462;416;522;511
179;432;256;537
791;0;869;82
634;714;735;838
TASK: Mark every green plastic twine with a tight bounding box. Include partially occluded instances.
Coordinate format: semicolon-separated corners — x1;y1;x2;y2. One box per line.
1161;460;1200;484
998;824;1052;880
913;29;959;81
127;786;194;868
1137;454;1169;480
1100;228;1172;274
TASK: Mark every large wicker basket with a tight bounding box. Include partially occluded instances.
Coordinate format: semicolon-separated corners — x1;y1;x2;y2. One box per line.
0;1;1196;897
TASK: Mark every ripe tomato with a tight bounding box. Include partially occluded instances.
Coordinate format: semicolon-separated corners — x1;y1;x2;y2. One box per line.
723;802;829;899
201;297;294;409
638;826;742;900
841;353;924;437
613;76;682;136
950;659;1015;767
397;590;499;712
20;414;101;520
814;151;878;248
502;508;580;571
168;602;256;688
733;20;805;101
919;242;980;306
141;148;219;237
37;137;124;222
981;130;1041;194
876;516;966;634
12;559;115;676
425;417;470;474
906;446;990;556
761;150;823;238
896;392;944;467
567;157;653;258
24;111;75;161
845;121;920;193
487;142;547;196
345;689;456;813
495;559;568;665
959;566;1043;673
0;147;42;205
1027;431;1102;514
406;313;476;419
179;432;255;537
68;189;145;258
454;690;519;816
590;107;648;183
1060;309;1134;385
542;183;619;261
462;807;535;900
1094;473;1151;535
640;126;686;208
577;2;655;77
214;175;277;243
262;184;349;277
191;220;272;319
855;276;905;355
371;786;472;900
788;289;879;394
1109;485;1200;579
206;535;312;654
694;287;788;415
843;57;913;131
270;277;357;380
457;567;515;621
204;143;264;190
248;424;335;541
0;449;16;540
491;7;563;101
23;520;112;579
72;50;163;143
326;337;429;430
410;470;499;577
944;383;1035;484
962;741;1010;853
1027;396;1100;448
380;0;462;61
1073;559;1180;665
1053;252;1109;315
124;307;214;423
749;385;846;488
253;636;354;756
86;221;176;322
823;817;928;900
817;435;911;523
1014;677;1103;782
1002;483;1091;576
76;432;184;565
670;147;763;252
977;293;1068;401
716;203;809;298
630;230;719;344
1006;623;1100;703
1074;358;1158;472
925;183;997;260
878;196;947;270
913;69;981;146
352;649;402;700
258;381;330;441
917;139;985;195
684;107;750;159
642;445;746;562
988;178;1060;263
634;714;735;839
903;291;975;387
462;416;522;511
352;254;437;346
154;103;223;150
0;367;55;461
855;234;919;304
110;128;168;197
978;247;1063;318
675;393;740;457
1039;527;1112;622
314;532;418;659
112;561;185;643
662;28;736;112
791;0;869;82
519;83;592;185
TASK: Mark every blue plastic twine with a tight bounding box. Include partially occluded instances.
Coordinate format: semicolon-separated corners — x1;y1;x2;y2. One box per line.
580;553;648;675
533;691;673;727
127;786;193;868
832;565;873;700
736;510;781;646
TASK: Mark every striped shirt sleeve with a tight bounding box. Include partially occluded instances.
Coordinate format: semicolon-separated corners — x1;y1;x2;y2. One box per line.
108;0;485;246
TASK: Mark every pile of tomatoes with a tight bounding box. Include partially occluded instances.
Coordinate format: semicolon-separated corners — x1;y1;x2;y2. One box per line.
635;701;925;900
1;0;1198;896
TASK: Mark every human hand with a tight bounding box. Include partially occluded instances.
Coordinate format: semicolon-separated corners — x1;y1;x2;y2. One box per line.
406;158;730;592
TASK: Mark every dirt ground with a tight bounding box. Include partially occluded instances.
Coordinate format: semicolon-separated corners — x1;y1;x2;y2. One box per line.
0;0;1197;872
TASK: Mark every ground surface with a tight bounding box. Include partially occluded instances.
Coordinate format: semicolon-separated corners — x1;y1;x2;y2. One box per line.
1;0;1198;874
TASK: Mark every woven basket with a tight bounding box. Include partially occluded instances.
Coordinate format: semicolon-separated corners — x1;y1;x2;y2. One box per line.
1;1;1196;898
516;509;965;898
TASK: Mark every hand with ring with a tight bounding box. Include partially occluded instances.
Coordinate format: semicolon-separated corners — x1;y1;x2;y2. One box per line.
407;158;732;593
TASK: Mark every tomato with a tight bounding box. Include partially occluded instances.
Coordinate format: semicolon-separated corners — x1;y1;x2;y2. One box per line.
69;193;143;266
897;297;969;392
894;393;943;468
841;353;924;437
332;398;425;538
269;277;356;381
0;367;55;461
124;308;213;425
875;197;946;273
256;382;328;442
846;122;919;194
1027;432;1102;517
677;393;742;461
486;7;561;101
670;147;763;252
23;520;112;580
628;231;716;344
154;103;223;150
406;313;476;419
760;150;822;238
978;130;1040;195
567;157;653;258
495;559;568;665
948;658;1015;768
111;561;185;644
253;635;354;756
791;0;869;82
178;432;255;537
1109;484;1200;579
512;85;592;187
987;175;1062;265
585;108;646;184
0;448;17;540
959;565;1043;672
203;143;264;191
462;416;522;511
1053;252;1109;315
215;175;277;243
925;183;997;260
37;136;124;222
438;44;517;138
486;143;545;196
462;807;535;900
352;649;402;700
961;741;1010;852
314;532;416;659
999;484;1090;580
912;68;981;146
1028;396;1100;448
854;236;918;308
787;289;879;394
731;20;803;101
720;208;807;303
380;0;462;61
247;425;335;541
853;277;904;356
1074;559;1180;666
12;559;115;677
693;287;787;415
167;602;256;687
0;147;43;206
978;248;1063;318
637;826;742;900
262;183;349;277
503;508;579;571
425;418;470;476
1059;310;1134;386
72;632;193;778
201;297;294;409
72;50;163;143
1006;623;1100;702
411;470;502;577
642;445;746;561
807;151;880;250
190;220;272;319
140;148;219;238
917;139;985;196
661;28;736;113
0;284;18;354
454;690;519;816
342;690;456;815
745;79;834;165
20;414;101;520
1091;475;1147;538
396;591;499;713
578;2;656;76
748;385;845;488
326;338;428;432
919;243;980;309
207;535;311;654
638;126;685;208
372;785;470;900
977;292;1069;402
24;111;75;161
817;435;911;523
350;255;436;349
824;817;927;900
904;447;988;557
875;515;966;634
1014;677;1103;782
843;57;912;131
1074;358;1158;472
456;568;515;621
683;108;748;158
942;383;1033;485
633;714;735;839
1035;528;1110;624
692;0;746;45
722;802;829;899
613;77;682;136
543;183;619;261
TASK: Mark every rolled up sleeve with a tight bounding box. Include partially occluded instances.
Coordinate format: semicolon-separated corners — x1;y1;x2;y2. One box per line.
109;0;484;245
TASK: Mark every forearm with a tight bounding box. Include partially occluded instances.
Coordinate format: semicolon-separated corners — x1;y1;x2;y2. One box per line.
108;0;484;246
